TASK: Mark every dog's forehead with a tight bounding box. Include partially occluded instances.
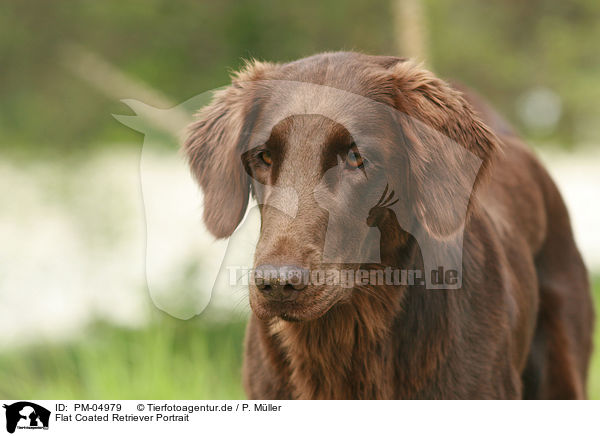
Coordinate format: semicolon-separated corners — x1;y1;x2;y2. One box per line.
246;80;395;151
269;114;351;147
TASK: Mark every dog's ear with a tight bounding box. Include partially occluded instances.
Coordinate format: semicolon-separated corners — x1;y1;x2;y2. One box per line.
386;61;500;239
184;60;274;238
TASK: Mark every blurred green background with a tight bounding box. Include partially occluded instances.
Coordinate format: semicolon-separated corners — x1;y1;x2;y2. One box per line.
0;0;598;399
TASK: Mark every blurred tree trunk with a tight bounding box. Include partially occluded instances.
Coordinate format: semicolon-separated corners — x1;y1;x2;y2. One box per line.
393;0;428;63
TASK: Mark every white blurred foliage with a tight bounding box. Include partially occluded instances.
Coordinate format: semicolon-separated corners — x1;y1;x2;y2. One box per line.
0;149;255;349
537;147;600;270
0;152;147;348
517;87;562;132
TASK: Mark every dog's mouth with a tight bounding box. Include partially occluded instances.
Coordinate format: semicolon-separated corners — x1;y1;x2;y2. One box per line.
254;300;306;322
248;284;342;322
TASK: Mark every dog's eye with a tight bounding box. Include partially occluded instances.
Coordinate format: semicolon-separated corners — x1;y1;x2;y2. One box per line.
259;150;272;166
346;145;365;170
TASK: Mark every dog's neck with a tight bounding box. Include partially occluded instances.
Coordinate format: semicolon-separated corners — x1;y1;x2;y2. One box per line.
265;281;404;399
265;278;458;399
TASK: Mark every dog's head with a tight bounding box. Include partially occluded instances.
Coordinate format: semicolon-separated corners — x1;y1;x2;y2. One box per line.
185;52;498;321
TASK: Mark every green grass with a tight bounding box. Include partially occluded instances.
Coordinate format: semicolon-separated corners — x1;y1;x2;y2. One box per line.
1;281;599;399
0;314;246;399
587;278;600;399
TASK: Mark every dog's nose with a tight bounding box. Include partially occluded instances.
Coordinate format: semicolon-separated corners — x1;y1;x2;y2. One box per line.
253;264;309;298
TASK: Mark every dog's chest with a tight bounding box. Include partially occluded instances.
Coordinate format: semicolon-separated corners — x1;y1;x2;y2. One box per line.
269;319;395;399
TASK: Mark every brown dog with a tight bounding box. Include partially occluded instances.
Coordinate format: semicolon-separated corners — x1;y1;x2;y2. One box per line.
185;52;594;399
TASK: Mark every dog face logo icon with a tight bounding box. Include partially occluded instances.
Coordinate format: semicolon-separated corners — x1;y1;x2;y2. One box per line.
3;402;50;433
